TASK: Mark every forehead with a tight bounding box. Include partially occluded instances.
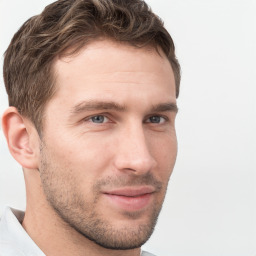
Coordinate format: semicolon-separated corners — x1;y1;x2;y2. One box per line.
50;40;175;106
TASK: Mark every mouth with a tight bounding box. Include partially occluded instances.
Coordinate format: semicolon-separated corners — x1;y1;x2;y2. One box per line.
102;187;155;212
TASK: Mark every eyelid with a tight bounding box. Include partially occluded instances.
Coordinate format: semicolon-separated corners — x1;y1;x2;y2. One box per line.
81;112;170;124
144;114;170;123
83;113;107;120
92;115;109;123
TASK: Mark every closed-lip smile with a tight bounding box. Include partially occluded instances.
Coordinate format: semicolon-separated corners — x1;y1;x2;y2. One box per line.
102;186;156;211
103;186;155;196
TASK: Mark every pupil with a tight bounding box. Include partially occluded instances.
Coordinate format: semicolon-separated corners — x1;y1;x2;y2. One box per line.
92;116;104;123
150;116;160;123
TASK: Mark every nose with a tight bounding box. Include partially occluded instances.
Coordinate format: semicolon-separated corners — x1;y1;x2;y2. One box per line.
113;123;157;175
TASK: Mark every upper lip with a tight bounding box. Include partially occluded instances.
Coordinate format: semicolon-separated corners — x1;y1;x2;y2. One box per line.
103;186;156;197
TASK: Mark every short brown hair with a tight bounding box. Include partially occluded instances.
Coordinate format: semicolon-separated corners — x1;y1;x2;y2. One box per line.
3;0;181;133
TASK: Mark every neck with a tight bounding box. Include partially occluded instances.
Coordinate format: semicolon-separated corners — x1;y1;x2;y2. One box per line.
22;169;141;256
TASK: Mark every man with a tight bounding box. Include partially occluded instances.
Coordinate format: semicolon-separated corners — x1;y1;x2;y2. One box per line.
0;0;180;255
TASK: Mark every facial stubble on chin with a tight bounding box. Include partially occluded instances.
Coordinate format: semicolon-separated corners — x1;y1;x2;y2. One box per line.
38;143;170;250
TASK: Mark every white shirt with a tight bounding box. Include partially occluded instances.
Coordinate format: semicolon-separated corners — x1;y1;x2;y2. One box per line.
0;207;156;256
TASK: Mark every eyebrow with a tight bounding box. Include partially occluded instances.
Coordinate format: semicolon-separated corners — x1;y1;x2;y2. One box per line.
70;101;127;115
70;100;178;116
151;102;178;113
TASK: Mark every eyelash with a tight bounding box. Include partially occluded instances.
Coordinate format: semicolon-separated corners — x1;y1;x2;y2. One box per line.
145;115;169;124
84;114;169;124
88;115;110;124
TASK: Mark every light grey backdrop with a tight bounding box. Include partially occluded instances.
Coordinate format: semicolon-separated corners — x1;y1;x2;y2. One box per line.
0;0;255;255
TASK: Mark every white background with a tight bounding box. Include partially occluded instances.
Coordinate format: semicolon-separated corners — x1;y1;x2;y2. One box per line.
0;0;255;255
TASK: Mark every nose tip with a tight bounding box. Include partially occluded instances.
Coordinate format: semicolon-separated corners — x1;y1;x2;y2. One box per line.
114;149;157;175
113;128;157;175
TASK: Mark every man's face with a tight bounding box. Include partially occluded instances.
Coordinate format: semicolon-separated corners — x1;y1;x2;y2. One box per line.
39;40;177;249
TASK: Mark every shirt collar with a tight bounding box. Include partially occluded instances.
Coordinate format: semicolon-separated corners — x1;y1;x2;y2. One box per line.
0;206;45;256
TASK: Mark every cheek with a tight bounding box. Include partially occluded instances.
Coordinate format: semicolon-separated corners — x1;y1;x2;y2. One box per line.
148;133;177;177
44;132;114;183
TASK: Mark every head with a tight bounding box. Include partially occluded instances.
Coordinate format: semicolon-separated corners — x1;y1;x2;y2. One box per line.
2;0;180;251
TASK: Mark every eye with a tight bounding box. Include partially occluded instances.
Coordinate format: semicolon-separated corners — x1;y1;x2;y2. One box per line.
146;116;166;124
89;115;109;123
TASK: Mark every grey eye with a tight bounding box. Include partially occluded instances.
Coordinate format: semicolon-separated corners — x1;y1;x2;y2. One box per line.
90;115;106;123
149;116;161;123
146;116;166;124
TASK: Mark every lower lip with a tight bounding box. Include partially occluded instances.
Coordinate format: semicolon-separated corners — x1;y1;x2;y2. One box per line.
104;193;153;212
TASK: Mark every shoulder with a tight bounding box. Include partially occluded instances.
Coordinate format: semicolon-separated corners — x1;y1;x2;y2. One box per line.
0;207;25;256
0;207;44;256
141;251;157;256
0;242;26;256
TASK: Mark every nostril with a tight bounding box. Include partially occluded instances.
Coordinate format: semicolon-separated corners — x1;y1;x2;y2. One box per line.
114;154;156;174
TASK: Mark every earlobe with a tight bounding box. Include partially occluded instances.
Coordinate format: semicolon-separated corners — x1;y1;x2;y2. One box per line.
2;107;39;169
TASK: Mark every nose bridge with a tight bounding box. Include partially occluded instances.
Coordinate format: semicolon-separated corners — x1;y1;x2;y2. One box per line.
114;120;156;173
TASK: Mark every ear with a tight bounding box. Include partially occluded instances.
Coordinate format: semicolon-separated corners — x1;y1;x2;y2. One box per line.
1;107;40;169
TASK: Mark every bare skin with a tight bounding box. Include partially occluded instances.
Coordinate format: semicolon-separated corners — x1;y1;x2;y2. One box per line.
2;40;177;256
